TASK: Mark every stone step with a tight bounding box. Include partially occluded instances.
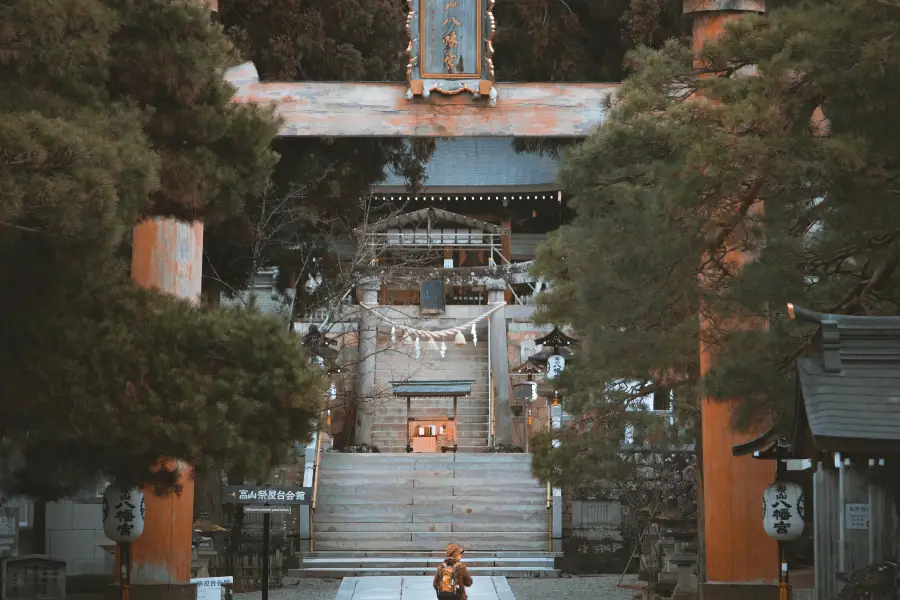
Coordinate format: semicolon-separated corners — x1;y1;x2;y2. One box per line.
318;476;542;488
315;492;544;505
315;500;546;515
300;552;561;558
320;453;532;464
315;478;542;490
314;510;546;524
314;531;547;542
319;461;528;471
315;530;549;548
312;540;551;552
316;475;542;487
290;566;559;578
315;521;548;534
318;465;534;476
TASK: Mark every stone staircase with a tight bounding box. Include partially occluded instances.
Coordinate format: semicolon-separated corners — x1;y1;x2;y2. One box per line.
297;453;558;577
372;338;490;452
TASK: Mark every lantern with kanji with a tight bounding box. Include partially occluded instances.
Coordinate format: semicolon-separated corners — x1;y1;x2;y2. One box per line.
102;485;145;543
762;482;805;541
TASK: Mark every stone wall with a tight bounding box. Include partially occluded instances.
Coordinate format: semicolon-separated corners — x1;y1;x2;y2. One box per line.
45;500;114;575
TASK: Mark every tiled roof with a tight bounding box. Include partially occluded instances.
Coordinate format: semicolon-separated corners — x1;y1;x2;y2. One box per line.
797;358;900;443
378;138;561;190
789;304;900;451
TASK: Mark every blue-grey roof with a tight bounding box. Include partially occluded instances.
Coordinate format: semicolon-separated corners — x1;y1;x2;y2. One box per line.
391;380;473;397
378;138;560;190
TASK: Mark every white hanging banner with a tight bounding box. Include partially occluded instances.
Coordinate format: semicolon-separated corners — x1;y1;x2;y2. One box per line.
546;355;566;380
102;485;145;543
762;482;805;541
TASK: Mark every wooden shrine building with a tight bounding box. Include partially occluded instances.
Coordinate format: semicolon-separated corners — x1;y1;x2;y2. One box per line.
733;303;900;600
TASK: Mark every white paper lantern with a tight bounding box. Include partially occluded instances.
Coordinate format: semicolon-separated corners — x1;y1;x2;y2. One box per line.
102;485;145;543
762;481;805;541
546;355;566;380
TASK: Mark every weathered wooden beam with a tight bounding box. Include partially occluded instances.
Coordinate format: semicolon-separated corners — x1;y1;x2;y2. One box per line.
225;63;617;138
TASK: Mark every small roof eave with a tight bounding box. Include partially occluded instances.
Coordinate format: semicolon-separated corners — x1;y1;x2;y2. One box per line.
391;379;474;397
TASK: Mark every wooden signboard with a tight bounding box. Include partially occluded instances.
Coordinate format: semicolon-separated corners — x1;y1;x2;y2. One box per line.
406;0;497;104
421;279;446;314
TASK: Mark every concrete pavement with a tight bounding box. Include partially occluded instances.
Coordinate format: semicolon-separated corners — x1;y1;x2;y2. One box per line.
334;576;516;599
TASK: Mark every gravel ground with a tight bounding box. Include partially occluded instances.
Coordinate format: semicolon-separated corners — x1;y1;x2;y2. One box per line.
510;575;640;600
235;575;639;600
235;578;342;600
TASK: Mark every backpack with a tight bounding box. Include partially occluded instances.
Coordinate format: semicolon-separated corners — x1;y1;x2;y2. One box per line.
436;563;461;600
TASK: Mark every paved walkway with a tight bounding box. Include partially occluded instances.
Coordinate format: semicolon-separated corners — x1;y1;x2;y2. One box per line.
334;576;515;599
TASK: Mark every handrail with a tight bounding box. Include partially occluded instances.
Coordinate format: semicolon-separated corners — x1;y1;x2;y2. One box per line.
487;317;494;446
309;428;324;551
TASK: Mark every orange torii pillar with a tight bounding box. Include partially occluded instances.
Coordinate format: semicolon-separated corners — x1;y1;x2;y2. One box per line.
123;2;216;597
684;1;779;599
127;220;202;598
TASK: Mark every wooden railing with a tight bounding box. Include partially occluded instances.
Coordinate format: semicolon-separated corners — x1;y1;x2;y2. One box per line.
308;428;324;551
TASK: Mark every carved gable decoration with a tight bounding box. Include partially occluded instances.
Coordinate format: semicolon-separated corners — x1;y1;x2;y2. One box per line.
407;0;497;105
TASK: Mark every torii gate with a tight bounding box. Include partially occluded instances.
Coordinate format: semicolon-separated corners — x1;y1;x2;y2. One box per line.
129;1;776;598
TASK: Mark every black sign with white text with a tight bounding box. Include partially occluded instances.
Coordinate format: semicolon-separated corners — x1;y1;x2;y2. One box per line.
222;486;312;505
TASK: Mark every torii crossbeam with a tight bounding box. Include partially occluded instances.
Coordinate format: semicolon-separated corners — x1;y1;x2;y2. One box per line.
225;62;618;138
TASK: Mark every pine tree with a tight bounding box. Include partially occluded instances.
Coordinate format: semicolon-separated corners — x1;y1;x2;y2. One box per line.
531;0;900;488
0;0;323;497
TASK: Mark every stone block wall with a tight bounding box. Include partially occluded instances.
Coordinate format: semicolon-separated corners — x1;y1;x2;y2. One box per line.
45;500;114;575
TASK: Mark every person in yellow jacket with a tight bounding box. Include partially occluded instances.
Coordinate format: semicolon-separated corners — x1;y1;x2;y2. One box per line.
433;544;473;600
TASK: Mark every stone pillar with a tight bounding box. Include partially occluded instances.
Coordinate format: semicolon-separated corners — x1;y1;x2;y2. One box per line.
354;278;380;446
684;0;777;594
487;280;512;446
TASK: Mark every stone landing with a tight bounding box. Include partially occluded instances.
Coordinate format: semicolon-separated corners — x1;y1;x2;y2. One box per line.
335;576;515;600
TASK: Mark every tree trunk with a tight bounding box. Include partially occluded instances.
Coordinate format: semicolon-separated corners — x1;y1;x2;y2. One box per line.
202;277;222;308
193;467;225;524
695;406;706;583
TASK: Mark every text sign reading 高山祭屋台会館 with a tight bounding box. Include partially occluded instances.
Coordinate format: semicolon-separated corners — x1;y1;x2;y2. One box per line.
222;486;312;505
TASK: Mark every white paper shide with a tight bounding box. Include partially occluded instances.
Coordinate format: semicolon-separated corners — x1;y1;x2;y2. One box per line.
102;485;145;543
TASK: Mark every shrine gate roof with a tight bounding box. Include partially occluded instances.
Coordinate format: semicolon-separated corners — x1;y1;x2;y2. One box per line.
377;138;560;192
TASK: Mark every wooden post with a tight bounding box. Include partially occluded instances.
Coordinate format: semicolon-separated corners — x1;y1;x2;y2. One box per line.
685;0;778;591
501;217;512;304
128;218;203;591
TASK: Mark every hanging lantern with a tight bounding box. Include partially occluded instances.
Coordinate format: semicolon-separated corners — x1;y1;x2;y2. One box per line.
102;485;145;543
547;355;566;380
454;330;466;346
326;409;332;426
762;482;805;541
